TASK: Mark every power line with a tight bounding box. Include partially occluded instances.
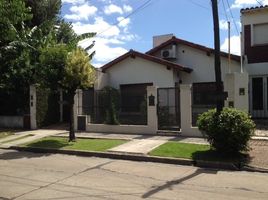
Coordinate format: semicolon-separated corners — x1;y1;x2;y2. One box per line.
225;0;239;35
255;0;263;6
221;0;229;21
96;0;154;37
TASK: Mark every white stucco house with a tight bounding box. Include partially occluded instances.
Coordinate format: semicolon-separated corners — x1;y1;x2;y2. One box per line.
241;5;268;118
73;34;248;136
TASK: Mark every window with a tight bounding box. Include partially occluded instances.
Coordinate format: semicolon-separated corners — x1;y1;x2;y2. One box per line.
253;23;268;45
192;82;223;106
120;83;152;112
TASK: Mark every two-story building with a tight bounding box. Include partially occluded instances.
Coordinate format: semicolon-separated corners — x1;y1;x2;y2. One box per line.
241;5;268;118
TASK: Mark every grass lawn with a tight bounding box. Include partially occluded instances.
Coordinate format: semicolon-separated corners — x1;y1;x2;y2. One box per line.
149;142;246;163
0;130;16;139
24;136;127;152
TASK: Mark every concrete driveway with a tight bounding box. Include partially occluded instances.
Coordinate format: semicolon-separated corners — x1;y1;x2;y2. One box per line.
0;149;268;200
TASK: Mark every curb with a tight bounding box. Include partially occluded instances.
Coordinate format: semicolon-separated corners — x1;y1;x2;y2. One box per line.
242;165;268;173
10;146;240;171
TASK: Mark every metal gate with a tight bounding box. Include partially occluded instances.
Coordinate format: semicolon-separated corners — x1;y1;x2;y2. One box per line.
157;87;181;131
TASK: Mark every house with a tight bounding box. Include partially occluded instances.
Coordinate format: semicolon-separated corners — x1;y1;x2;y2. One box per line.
75;34;247;136
241;5;268;118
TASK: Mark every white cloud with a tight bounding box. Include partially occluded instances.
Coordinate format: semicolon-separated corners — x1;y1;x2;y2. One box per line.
123;5;133;13
64;3;97;21
231;0;267;9
62;0;85;4
104;4;123;15
72;17;120;37
117;17;130;27
79;37;128;65
219;19;229;30
221;35;241;55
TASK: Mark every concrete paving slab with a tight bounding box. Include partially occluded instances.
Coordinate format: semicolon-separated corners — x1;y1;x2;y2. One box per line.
108;139;166;154
0;129;68;148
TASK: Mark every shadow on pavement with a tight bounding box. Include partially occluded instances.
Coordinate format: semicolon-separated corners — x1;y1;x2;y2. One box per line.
142;168;218;198
0;149;51;160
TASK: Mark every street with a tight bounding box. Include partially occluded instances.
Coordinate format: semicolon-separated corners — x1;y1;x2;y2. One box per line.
0;149;268;200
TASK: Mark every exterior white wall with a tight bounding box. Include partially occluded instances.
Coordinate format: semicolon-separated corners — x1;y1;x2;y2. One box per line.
245;63;268;75
95;70;109;90
152;44;241;84
241;9;268;25
105;57;175;88
224;72;249;112
175;45;241;84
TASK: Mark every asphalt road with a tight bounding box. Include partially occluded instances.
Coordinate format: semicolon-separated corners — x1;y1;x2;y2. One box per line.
0;149;268;200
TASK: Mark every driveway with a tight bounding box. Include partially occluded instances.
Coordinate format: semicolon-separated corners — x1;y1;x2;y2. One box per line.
0;149;268;200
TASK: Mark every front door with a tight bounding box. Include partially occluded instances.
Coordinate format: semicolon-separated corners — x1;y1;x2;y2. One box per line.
250;76;268;118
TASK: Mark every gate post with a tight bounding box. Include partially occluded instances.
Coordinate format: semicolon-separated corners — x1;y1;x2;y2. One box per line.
147;86;158;134
180;84;202;137
29;85;37;129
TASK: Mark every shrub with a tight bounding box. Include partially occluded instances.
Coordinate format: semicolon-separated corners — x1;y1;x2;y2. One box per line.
197;108;255;155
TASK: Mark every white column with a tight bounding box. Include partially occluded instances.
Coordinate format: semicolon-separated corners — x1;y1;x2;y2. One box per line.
30;85;37;129
74;90;78;131
59;89;63;122
180;84;202;137
147;86;158;134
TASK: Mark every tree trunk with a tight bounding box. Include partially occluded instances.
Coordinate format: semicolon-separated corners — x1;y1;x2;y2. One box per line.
68;89;76;142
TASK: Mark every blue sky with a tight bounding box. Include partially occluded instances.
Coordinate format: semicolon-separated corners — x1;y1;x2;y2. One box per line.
61;0;268;67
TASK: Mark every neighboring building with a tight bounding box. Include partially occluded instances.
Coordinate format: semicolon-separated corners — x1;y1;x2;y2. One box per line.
241;5;268;118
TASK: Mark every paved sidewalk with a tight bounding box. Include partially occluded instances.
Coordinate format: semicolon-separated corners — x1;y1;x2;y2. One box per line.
0;129;67;148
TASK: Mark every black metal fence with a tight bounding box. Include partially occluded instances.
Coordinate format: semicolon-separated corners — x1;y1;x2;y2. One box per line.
191;82;218;126
157;87;180;131
78;89;147;125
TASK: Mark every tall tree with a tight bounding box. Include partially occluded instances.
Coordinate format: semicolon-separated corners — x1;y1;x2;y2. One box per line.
61;48;96;141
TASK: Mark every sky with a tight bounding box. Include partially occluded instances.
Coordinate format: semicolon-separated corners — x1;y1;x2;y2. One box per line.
61;0;268;67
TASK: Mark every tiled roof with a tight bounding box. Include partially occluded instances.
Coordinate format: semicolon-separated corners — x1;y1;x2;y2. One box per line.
146;36;241;62
241;5;268;12
101;50;193;73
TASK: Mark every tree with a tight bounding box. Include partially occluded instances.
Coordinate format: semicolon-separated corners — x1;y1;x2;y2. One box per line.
61;48;96;141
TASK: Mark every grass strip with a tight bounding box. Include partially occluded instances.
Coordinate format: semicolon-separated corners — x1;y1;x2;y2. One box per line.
23;136;127;152
149;142;245;163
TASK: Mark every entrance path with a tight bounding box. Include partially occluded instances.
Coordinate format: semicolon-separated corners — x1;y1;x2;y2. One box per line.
108;139;167;154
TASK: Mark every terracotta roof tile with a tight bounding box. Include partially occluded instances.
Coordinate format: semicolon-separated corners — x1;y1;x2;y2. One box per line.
146;36;241;62
101;50;193;73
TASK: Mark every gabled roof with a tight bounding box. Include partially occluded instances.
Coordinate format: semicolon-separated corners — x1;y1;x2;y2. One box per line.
241;5;268;13
101;49;193;73
146;36;241;62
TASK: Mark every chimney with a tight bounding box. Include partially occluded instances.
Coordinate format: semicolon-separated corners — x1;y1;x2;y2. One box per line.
153;34;174;48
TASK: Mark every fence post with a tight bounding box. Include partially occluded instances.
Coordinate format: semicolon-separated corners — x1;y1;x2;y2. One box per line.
29;85;37;129
180;84;202;137
73;90;79;131
147;86;158;134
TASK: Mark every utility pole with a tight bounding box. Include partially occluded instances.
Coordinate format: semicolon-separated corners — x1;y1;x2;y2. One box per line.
211;0;224;113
